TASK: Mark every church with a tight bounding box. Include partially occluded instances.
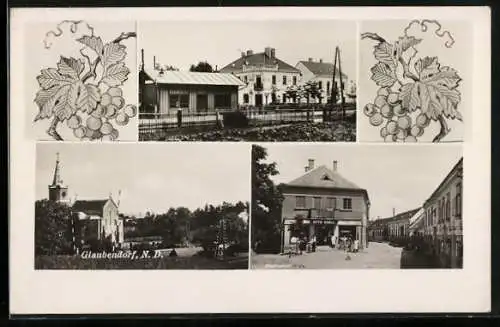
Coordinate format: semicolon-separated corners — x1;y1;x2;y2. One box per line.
48;153;124;250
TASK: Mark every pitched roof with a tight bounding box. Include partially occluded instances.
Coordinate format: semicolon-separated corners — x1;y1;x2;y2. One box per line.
219;52;301;74
285;165;363;191
298;61;348;79
72;199;110;216
375;208;422;224
143;70;245;86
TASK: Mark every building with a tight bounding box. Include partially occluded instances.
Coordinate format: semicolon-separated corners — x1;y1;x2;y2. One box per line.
422;157;463;268
47;153;124;249
279;159;370;251
295;58;352;104
219;47;302;106
408;207;425;237
139;69;245;116
367;208;421;243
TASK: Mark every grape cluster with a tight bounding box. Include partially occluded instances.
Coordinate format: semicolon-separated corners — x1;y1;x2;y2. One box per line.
363;87;430;142
66;87;138;141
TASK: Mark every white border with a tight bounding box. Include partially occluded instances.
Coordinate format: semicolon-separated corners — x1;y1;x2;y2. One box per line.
10;7;491;314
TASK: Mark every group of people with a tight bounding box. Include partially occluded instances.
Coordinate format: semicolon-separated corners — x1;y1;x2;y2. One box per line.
329;234;359;253
289;234;317;255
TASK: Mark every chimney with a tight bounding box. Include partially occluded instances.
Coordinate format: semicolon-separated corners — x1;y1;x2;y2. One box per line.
319;58;323;63
265;47;272;58
308;58;313;62
247;50;253;56
333;160;338;171
308;159;315;171
271;48;276;58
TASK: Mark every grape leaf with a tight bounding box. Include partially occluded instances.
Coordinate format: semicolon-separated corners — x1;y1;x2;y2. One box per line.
56;56;84;80
373;42;396;69
34;56;98;121
101;62;130;87
77;35;104;55
101;42;126;70
75;83;101;113
398;57;462;121
370;62;397;87
398;36;422;52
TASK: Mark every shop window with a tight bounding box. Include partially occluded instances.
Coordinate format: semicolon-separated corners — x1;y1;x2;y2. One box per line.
296;196;305;208
342;198;352;210
170;94;189;109
214;93;232;108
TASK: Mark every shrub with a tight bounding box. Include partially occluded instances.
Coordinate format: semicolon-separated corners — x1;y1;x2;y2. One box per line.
35;199;74;256
221;111;249;128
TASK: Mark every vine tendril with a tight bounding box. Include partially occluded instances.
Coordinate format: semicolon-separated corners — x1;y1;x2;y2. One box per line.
43;20;95;49
404;19;455;48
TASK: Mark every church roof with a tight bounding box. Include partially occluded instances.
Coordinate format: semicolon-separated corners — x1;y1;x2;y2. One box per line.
219;52;300;74
285;165;363;191
72;199;111;216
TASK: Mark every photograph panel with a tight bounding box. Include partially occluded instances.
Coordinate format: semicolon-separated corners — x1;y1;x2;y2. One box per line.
251;143;463;269
35;142;250;269
358;20;471;143
138;20;357;142
26;20;138;141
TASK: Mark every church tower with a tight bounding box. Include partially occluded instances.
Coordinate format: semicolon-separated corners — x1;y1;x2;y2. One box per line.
48;152;69;203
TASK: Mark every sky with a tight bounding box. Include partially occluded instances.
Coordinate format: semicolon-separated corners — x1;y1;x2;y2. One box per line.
138;20;357;81
259;143;462;220
36;142;250;216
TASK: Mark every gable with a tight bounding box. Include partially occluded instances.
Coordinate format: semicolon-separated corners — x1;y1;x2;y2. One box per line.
286;165;362;190
220;52;301;74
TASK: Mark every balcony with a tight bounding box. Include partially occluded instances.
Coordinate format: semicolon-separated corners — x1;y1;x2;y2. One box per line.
254;83;264;91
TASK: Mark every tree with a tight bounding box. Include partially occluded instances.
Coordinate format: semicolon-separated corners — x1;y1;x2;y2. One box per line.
303;81;322;104
251;145;284;253
189;61;214;73
155;63;179;71
35;199;74;255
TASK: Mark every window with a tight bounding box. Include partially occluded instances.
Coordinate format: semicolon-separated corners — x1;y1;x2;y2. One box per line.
170;94;189;108
296;196;306;208
272;75;276;85
283;76;287;85
243;94;249;104
446;192;451;221
318;81;323;89
455;183;462;218
343;198;352;210
214;93;232;108
327;197;336;209
313;197;321;209
293;76;297;85
327;81;331;93
244;75;248;83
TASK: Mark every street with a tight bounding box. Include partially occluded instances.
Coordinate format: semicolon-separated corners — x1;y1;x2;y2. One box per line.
251;242;403;269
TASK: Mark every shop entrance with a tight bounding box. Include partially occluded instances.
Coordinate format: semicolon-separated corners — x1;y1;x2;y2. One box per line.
339;225;357;239
314;224;335;245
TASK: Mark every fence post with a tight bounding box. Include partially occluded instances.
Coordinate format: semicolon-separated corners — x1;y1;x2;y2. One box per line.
177;109;182;128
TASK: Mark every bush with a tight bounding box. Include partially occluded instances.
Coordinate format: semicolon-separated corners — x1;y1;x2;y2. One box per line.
221;111;249;128
35;199;74;256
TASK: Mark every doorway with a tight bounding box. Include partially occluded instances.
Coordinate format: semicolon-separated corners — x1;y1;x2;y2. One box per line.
196;94;208;112
255;94;263;107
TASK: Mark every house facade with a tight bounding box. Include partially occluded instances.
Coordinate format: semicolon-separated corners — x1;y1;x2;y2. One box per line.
422;158;463;268
219;47;302;106
295;58;352;104
367;208;421;243
47;153;124;250
139;69;244;116
279;159;370;251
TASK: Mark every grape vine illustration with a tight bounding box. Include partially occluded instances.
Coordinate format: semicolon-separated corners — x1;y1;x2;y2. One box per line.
34;20;137;141
361;20;462;143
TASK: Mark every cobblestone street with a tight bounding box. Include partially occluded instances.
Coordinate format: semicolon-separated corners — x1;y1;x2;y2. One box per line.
251;242;403;269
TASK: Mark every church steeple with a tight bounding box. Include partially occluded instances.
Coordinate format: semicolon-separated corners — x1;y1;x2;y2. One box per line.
49;152;69;203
